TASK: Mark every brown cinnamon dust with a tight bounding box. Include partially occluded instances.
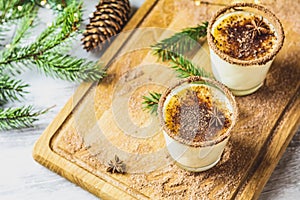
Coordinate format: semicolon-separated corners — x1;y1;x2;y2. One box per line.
212;14;277;61
164;85;231;143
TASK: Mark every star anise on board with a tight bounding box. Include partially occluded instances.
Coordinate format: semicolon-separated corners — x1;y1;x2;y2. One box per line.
106;155;126;174
208;107;225;127
246;17;269;39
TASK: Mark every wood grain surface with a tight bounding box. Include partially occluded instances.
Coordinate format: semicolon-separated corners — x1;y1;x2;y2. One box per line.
32;0;300;199
1;0;300;200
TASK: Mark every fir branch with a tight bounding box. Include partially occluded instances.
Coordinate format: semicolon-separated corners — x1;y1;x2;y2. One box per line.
142;92;161;115
0;1;36;46
0;106;48;130
32;52;106;81
151;22;208;61
34;0;72;10
0;1;104;82
36;1;82;48
142;56;211;115
0;0;36;23
3;1;82;60
10;6;38;47
0;1;107;130
142;55;212;114
0;75;29;105
145;20;213;115
171;55;211;78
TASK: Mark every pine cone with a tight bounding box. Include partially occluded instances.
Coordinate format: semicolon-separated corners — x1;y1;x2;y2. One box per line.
82;0;131;51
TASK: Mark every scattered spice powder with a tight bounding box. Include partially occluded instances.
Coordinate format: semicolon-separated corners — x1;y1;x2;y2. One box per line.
164;85;231;143
213;13;277;60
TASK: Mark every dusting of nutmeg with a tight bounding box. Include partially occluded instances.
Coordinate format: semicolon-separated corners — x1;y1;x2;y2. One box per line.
213;13;277;61
164;85;231;143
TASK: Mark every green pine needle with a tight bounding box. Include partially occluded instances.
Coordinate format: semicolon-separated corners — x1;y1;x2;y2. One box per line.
0;1;106;130
35;0;82;49
0;0;35;22
32;52;106;82
144;21;212;115
0;75;29;105
142;92;162;115
10;6;37;47
142;56;211;115
0;106;49;131
0;1;104;82
0;1;36;47
171;55;211;78
151;22;208;61
34;0;73;10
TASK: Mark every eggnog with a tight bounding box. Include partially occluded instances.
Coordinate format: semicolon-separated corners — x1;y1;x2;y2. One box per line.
158;76;238;172
207;3;284;96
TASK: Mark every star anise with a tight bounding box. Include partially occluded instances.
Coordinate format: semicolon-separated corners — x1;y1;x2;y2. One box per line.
208;106;225;127
106;155;126;174
246;17;269;39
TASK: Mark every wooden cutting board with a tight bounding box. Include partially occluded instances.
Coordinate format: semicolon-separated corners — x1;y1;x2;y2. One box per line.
33;0;300;199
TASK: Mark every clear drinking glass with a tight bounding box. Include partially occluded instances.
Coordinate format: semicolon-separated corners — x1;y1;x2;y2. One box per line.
207;3;284;96
158;76;238;172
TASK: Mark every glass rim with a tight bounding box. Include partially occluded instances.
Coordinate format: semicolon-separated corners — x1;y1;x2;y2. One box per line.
207;3;285;66
158;76;238;148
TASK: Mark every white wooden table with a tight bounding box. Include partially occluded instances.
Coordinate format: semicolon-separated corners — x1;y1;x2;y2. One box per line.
0;1;299;199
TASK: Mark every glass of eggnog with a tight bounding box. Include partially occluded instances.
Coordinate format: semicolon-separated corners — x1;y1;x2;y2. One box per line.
158;76;238;172
207;3;284;96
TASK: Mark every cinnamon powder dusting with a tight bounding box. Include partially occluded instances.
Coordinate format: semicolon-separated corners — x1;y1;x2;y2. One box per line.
213;13;277;60
164;85;231;143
